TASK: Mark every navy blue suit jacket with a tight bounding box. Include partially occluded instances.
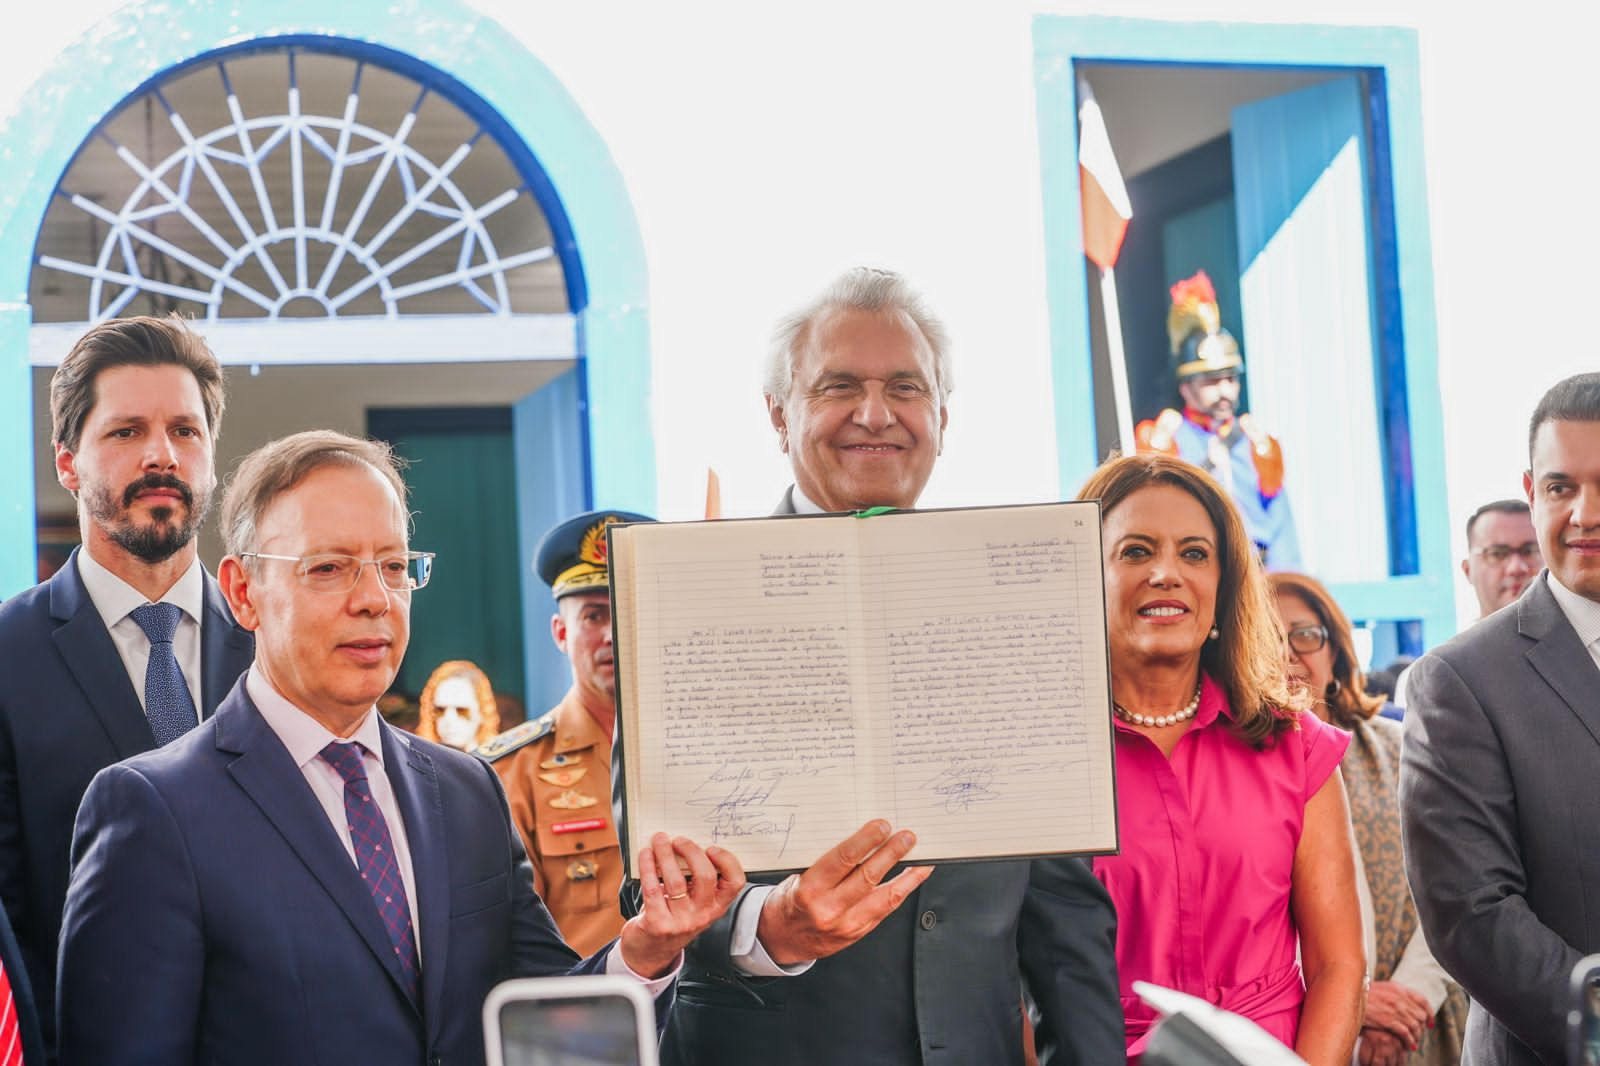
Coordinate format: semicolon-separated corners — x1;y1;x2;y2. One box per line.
57;681;617;1065
0;549;253;1050
0;896;43;1066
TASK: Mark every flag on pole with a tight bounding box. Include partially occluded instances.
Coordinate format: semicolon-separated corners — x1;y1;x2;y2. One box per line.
1078;77;1132;270
1077;75;1137;450
704;467;722;520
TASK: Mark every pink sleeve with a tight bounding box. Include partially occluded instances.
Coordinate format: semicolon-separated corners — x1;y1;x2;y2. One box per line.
1297;711;1352;800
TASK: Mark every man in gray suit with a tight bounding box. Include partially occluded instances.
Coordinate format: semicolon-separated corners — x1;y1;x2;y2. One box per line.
656;267;1122;1066
1401;371;1600;1065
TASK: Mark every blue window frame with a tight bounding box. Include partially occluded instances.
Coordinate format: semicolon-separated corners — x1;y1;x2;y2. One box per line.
1033;17;1452;649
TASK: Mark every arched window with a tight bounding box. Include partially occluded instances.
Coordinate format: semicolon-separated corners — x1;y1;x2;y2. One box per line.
0;7;654;625
32;45;570;332
20;38;615;707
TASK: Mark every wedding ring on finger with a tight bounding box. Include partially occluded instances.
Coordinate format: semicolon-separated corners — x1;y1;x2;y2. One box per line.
666;891;689;901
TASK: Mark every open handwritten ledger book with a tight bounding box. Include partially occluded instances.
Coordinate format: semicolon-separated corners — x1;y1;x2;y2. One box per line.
609;502;1118;877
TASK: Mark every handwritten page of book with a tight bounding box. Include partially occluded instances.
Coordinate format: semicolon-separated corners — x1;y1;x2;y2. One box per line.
611;502;1116;876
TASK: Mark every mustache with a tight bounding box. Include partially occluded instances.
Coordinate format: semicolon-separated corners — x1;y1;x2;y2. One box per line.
122;473;194;510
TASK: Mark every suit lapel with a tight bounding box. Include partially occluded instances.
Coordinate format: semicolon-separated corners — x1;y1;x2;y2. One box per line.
219;693;421;1013
383;723;449;1031
1521;576;1600;749
49;552;155;757
198;571;253;719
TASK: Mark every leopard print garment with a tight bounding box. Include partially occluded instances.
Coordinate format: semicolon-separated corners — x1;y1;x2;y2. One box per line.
1342;714;1467;1065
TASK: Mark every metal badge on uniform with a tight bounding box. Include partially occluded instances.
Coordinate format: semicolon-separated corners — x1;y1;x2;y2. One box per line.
549;789;598;810
540;752;583;770
566;858;599;882
537;766;589;787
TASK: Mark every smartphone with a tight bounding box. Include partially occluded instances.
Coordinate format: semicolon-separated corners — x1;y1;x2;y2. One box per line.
1569;956;1600;1066
483;975;658;1066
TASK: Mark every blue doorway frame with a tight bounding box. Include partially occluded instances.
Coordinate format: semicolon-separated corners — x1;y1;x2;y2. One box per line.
1032;16;1453;647
0;0;656;599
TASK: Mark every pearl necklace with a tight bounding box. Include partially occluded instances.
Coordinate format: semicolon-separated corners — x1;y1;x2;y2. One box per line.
1113;681;1203;728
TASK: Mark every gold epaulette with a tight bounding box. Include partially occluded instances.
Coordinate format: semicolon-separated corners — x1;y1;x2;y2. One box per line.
474;711;556;762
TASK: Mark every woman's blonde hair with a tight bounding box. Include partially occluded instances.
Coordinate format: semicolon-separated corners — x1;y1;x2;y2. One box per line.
1267;571;1386;726
417;660;500;748
1077;453;1304;747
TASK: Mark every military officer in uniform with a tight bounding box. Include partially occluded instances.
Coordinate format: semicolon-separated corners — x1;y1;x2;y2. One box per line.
479;510;651;956
1135;270;1302;569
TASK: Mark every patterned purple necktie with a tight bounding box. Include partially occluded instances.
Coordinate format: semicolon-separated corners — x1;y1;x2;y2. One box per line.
129;603;198;746
318;741;420;1003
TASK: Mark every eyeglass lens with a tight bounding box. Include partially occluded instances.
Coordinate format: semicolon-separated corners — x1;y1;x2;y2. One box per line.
1480;543;1540;564
1287;626;1326;654
298;553;431;591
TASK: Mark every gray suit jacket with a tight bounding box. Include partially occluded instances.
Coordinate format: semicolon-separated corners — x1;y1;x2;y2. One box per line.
1401;573;1600;1066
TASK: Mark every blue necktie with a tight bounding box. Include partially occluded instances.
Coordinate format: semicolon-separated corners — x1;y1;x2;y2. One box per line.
319;742;421;1004
129;602;199;746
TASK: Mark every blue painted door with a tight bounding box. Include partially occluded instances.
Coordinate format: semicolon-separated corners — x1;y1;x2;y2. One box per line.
1231;75;1387;584
513;367;590;718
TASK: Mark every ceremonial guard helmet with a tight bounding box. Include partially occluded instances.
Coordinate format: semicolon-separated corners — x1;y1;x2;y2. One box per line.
1167;270;1244;381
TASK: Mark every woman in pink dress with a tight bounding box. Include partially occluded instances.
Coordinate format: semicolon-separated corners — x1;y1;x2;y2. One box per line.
1077;454;1366;1064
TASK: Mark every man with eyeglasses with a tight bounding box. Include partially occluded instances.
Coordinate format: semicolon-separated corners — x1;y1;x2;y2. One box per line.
1462;499;1542;620
57;430;744;1065
1392;500;1543;712
0;316;254;1060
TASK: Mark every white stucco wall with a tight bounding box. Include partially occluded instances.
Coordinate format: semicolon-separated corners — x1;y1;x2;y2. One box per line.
2;0;1593;628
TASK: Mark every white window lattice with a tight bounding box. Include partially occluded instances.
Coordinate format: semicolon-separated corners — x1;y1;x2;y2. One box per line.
34;49;565;324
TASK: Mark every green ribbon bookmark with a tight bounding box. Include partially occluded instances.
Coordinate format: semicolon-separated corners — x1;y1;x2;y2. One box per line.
852;506;896;518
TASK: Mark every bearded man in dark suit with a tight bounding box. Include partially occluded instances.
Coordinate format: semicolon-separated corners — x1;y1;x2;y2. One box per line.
0;317;254;1058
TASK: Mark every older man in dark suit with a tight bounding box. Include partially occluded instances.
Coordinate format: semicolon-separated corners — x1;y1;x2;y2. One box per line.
1402;371;1600;1065
57;430;744;1065
651;268;1122;1066
0;318;253;1057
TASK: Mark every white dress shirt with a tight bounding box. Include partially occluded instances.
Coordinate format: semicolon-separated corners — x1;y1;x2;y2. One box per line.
1547;571;1600;673
245;667;673;992
729;884;811;976
247;667;424;950
76;548;204;722
790;484;826;515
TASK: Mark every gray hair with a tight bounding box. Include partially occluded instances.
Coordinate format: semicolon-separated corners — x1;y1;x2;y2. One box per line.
221;430;409;558
764;267;953;406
